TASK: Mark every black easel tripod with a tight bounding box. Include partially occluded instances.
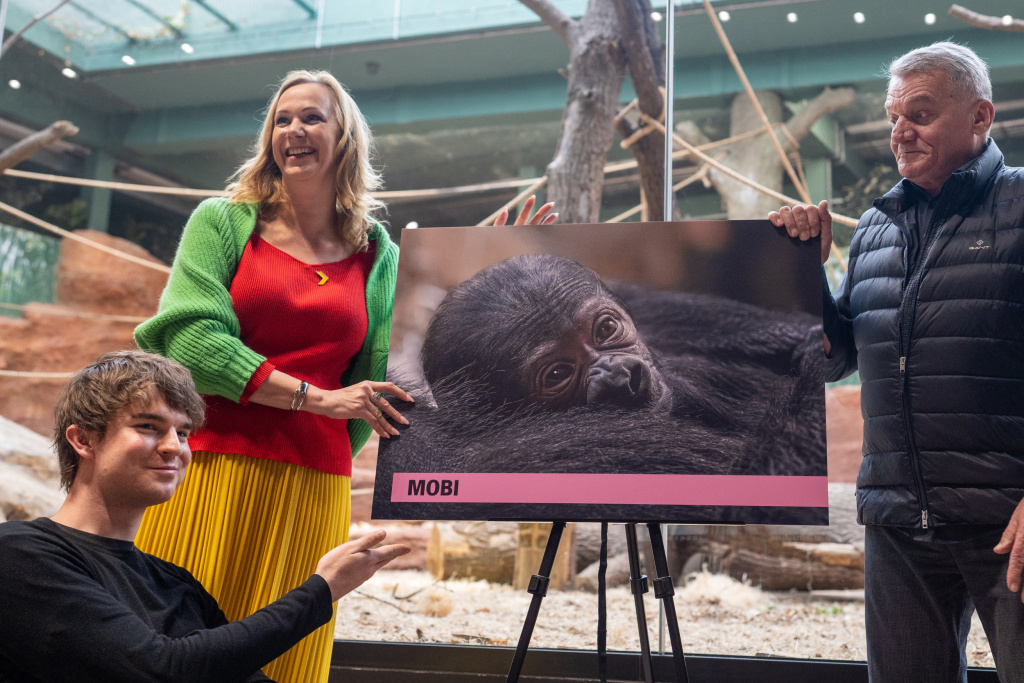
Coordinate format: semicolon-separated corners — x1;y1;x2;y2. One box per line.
505;521;689;683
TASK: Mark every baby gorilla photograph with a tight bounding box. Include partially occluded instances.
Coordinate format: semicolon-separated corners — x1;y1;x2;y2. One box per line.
372;221;828;525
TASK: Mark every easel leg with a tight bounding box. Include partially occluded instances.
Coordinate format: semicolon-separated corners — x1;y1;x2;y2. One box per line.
598;522;608;683
625;523;655;683
647;523;690;683
506;521;566;683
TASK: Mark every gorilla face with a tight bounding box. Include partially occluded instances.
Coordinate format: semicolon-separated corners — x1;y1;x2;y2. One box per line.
525;299;667;409
420;254;669;411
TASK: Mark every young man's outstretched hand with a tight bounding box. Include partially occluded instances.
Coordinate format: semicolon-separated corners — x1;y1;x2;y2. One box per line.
315;529;410;601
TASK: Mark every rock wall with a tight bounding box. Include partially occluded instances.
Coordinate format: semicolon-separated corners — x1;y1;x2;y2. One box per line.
54;230;168;317
826;385;863;484
0;413;63;522
0;230;166;435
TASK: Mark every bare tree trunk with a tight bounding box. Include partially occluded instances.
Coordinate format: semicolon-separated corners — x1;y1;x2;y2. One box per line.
522;0;673;223
523;0;626;224
0;120;79;173
717;91;786;220
427;521;519;582
612;0;673;220
676;87;854;219
722;547;864;591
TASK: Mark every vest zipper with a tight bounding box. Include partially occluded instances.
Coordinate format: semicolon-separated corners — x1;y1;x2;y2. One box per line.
896;206;948;530
897;335;928;527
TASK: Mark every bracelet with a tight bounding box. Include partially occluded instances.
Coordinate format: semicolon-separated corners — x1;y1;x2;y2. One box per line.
290;381;309;412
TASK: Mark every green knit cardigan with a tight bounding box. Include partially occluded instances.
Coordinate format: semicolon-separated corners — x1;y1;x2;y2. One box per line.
134;197;398;456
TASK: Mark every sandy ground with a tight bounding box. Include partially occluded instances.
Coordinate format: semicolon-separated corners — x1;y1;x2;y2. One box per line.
336;570;995;668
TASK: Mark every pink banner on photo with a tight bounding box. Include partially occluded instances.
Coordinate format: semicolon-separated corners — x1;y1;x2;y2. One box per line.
391;473;828;507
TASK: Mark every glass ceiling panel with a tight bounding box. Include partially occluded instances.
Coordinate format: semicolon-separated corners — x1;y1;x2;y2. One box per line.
9;0;317;45
4;0;591;71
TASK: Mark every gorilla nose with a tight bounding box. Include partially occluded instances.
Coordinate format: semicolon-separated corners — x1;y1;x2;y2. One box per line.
586;355;650;407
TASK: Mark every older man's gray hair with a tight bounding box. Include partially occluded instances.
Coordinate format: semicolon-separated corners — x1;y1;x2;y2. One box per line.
887;41;992;102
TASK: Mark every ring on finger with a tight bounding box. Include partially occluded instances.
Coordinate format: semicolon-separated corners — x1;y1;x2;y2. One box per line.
371;391;383;403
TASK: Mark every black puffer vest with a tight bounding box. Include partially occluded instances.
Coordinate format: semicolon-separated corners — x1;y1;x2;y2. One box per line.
826;141;1024;527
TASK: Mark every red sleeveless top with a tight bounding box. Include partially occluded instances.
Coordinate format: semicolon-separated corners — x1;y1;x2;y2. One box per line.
188;232;373;476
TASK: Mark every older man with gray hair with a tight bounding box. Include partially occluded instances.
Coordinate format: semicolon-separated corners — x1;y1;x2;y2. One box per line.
771;42;1024;682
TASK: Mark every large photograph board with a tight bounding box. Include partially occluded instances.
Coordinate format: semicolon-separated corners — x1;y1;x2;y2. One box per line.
372;221;827;524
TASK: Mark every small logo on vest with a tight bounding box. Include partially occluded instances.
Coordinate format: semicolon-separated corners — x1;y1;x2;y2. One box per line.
969;239;990;251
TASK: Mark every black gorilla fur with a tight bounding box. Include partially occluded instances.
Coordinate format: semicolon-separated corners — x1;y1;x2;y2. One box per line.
374;254;826;524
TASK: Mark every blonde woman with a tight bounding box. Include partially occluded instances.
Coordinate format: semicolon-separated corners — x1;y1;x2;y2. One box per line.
134;70;554;682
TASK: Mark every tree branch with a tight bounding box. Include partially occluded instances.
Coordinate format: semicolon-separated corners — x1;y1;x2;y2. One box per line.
611;0;663;117
519;0;579;44
784;87;857;144
949;4;1024;32
1;0;73;57
673;121;711;148
0;121;79;173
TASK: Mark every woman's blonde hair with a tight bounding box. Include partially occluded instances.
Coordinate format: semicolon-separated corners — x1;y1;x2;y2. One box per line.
228;70;385;250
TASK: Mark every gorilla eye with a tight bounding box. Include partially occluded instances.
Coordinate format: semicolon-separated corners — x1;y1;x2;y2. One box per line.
594;315;620;344
540;362;575;394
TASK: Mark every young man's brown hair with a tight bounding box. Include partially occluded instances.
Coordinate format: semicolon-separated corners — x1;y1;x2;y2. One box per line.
53;350;206;491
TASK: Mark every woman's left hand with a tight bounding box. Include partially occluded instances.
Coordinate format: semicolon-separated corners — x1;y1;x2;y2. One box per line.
307;381;413;438
493;195;557;226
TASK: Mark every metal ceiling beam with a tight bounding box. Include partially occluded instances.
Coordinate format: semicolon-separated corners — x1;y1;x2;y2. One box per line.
192;0;237;31
123;0;185;39
68;1;135;42
287;0;318;19
106;34;1024;151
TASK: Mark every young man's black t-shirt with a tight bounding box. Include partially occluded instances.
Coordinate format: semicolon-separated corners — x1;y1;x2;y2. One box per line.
0;518;332;683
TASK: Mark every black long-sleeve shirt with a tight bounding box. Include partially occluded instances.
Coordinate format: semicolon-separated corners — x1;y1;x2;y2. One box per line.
0;518;333;682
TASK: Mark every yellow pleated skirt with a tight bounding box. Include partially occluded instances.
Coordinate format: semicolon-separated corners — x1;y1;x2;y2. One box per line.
135;451;351;683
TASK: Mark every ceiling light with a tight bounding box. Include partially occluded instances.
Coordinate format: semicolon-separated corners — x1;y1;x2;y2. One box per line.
8;79;21;89
718;10;730;21
786;12;798;22
853;12;865;23
1002;15;1013;26
61;67;77;79
924;13;936;24
180;43;194;54
650;11;663;21
121;55;135;66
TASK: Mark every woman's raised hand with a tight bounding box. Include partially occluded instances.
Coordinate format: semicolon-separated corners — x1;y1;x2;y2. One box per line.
493;195;557;226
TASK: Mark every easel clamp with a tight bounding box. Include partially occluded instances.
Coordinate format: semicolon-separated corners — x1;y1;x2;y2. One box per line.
527;574;550;597
652;575;675;599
